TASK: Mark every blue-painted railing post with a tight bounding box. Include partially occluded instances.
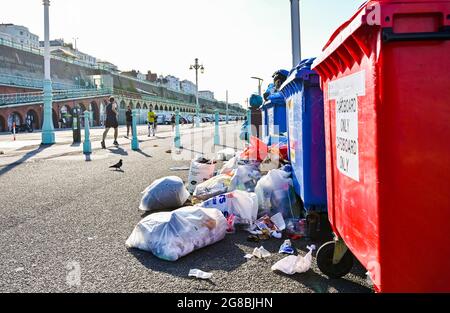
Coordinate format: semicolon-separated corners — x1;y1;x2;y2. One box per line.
132;109;139;151
83;111;92;155
214;109;220;145
246;109;252;144
174;109;181;149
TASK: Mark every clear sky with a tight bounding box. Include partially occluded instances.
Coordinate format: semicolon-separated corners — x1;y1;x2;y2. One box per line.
1;0;365;105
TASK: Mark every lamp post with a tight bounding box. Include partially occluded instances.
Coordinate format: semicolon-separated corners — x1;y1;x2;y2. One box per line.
226;90;229;125
251;77;264;96
72;37;79;51
189;58;204;128
41;0;55;145
290;0;302;67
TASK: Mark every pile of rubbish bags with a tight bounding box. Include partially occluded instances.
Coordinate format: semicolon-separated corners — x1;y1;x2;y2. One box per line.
126;136;312;275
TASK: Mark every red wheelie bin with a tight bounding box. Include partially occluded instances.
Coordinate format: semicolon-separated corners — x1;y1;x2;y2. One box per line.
313;0;450;292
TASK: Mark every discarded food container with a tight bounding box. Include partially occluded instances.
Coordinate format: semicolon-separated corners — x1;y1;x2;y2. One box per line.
312;0;450;292
280;58;327;213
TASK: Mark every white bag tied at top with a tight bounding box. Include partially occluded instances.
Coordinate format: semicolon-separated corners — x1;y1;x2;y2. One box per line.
126;207;227;261
139;176;190;212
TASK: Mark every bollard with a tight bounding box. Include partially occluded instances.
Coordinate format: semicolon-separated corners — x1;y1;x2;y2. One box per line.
214;110;220;146
12;122;16;141
83;111;92;155
174;109;181;149
246;110;252;144
131;109;139;151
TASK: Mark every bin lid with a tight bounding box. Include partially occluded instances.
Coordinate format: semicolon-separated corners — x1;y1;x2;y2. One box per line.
264;92;285;107
281;58;317;92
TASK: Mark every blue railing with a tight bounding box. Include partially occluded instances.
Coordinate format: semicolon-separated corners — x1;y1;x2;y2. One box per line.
0;88;112;106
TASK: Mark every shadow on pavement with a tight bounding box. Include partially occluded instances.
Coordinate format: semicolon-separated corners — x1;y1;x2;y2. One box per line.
108;147;128;156
136;150;152;158
0;144;51;177
128;234;248;279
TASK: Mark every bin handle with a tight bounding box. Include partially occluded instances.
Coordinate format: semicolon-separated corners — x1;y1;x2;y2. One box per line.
382;26;450;42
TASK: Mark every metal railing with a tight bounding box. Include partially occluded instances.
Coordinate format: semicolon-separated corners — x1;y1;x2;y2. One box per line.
0;73;87;91
0;88;112;106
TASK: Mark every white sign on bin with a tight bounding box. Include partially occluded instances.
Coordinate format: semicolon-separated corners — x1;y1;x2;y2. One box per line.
336;96;359;181
329;71;365;182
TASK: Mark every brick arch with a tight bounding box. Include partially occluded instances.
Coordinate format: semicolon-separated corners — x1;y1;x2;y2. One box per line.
155;104;159;111
136;102;141;109
26;109;40;130
0;114;6;132
120;100;126;109
8;111;23;130
52;109;59;129
129;100;134;109
143;103;148;109
90;101;100;126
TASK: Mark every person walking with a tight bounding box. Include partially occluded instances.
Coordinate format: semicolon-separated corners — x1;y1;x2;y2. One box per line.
171;114;176;131
147;108;156;137
125;105;133;138
101;97;119;149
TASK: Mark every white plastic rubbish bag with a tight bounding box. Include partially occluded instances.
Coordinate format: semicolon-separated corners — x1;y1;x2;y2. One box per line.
187;159;216;193
193;174;232;202
139;176;190;212
126;207;227;261
199;190;258;225
216;148;236;161
219;157;238;176
255;169;299;219
271;245;316;275
230;163;261;192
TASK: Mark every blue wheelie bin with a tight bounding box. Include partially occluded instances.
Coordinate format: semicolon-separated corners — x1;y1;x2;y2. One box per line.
280;58;327;212
261;92;287;145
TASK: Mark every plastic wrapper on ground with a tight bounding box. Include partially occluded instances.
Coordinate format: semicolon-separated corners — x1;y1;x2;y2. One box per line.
126;207;227;261
139;176;190;212
271;245;316;275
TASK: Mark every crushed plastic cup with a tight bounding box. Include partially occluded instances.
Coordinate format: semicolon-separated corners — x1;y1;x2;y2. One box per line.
189;269;213;280
270;213;286;231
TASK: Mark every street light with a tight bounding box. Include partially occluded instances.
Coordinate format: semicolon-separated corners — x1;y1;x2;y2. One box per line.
41;0;55;145
251;76;264;96
72;37;79;51
189;58;204;128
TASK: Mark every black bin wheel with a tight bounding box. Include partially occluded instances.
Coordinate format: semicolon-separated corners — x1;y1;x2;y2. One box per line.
317;241;354;279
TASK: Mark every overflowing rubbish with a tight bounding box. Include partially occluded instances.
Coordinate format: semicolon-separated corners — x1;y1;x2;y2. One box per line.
126;207;227;261
139;176;190;212
199;190;258;225
230;163;261;192
187;157;216;193
189;269;213;280
271;245;316;275
216;148;236;161
247;214;285;239
193;174;232;202
285;218;307;239
219;157;238;176
240;136;268;162
226;214;236;234
279;240;295;255
255;169;300;219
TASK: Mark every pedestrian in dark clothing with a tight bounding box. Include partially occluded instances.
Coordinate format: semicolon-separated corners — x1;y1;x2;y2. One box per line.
101;97;119;149
126;106;133;138
171;114;176;131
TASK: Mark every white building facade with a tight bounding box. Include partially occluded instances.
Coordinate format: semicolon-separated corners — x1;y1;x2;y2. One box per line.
199;90;215;100
0;24;40;48
180;80;197;95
